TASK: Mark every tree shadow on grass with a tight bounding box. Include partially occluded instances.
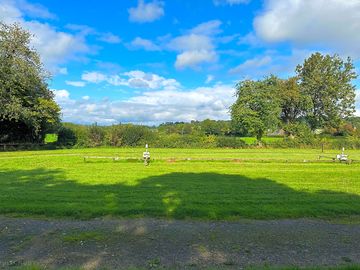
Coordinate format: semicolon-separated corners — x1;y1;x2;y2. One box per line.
0;168;360;220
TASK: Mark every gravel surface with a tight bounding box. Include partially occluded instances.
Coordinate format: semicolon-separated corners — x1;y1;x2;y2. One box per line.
0;216;359;269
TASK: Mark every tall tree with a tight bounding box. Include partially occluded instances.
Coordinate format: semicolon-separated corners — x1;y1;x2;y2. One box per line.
231;76;281;141
0;23;60;142
296;53;357;130
277;77;311;124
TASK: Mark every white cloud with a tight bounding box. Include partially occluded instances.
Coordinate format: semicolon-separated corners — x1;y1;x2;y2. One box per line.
229;49;314;78
0;0;90;72
168;34;214;52
129;20;228;69
53;84;235;125
16;0;56;19
0;0;22;23
52;89;70;101
175;50;217;70
81;70;180;90
26;21;89;67
66;81;86;87
190;20;222;36
205;75;215;84
81;72;108;83
128;0;164;23
130;37;161;51
97;33;121;44
230;56;272;74
167;21;223;69
254;0;360;57
214;0;250;6
0;0;55;22
57;67;68;75
82;96;90;100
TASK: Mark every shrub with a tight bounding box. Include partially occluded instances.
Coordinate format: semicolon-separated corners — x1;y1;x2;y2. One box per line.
283;123;315;145
56;126;76;147
88;123;105;147
216;136;246;148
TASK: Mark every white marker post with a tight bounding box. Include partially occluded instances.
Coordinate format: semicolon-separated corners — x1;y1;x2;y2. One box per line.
143;144;150;166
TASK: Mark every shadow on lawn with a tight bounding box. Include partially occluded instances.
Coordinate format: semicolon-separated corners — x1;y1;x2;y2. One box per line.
0;168;360;219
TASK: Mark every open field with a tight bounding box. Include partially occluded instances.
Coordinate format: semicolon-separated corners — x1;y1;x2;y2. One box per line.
0;148;360;220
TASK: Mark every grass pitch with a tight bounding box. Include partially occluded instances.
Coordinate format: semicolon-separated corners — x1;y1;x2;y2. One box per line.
0;148;359;220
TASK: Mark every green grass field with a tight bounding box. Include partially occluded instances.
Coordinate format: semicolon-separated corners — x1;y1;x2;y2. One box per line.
0;148;360;220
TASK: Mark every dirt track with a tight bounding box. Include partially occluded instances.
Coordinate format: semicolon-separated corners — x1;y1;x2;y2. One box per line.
1;216;360;269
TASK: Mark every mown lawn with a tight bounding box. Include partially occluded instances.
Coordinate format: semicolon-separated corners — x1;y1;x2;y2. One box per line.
0;148;359;220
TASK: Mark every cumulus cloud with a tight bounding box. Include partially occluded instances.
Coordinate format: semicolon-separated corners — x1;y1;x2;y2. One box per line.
190;20;223;36
128;20;229;69
52;89;70;101
230;56;272;74
81;72;107;84
175;50;217;70
254;0;360;57
0;0;55;21
52;84;235;125
0;0;90;73
16;0;56;19
213;0;250;6
128;0;164;23
65;81;86;87
168;34;214;52
97;33;121;44
229;49;314;78
81;70;180;90
26;21;89;67
168;21;224;69
130;37;161;51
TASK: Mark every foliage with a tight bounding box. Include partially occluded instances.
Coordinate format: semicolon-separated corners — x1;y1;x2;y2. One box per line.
0;23;60;143
120;124;154;146
282;122;315;145
277;77;311;124
216;136;246;148
296;53;357;130
201;119;223;135
62;123;89;147
88;123;105;147
56;126;77;147
231;76;281;141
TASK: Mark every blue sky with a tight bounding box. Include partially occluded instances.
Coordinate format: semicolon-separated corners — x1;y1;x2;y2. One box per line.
1;0;360;125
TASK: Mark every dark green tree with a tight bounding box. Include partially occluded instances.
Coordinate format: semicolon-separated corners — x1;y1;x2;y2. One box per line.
277;77;311;125
296;53;357;130
201;119;222;135
57;126;77;147
231;76;281;141
0;22;60;143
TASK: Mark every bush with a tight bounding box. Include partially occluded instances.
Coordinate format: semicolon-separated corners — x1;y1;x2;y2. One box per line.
216;136;246;148
56;126;77;147
105;125;123;147
88;123;105;147
283;123;315;145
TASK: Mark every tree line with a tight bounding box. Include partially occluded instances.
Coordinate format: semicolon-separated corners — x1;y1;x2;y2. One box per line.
0;22;359;149
231;53;358;141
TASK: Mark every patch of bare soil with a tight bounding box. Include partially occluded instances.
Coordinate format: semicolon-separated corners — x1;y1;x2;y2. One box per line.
0;216;359;269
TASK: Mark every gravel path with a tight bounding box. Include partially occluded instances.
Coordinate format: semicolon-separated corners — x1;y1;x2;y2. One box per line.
0;216;359;269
